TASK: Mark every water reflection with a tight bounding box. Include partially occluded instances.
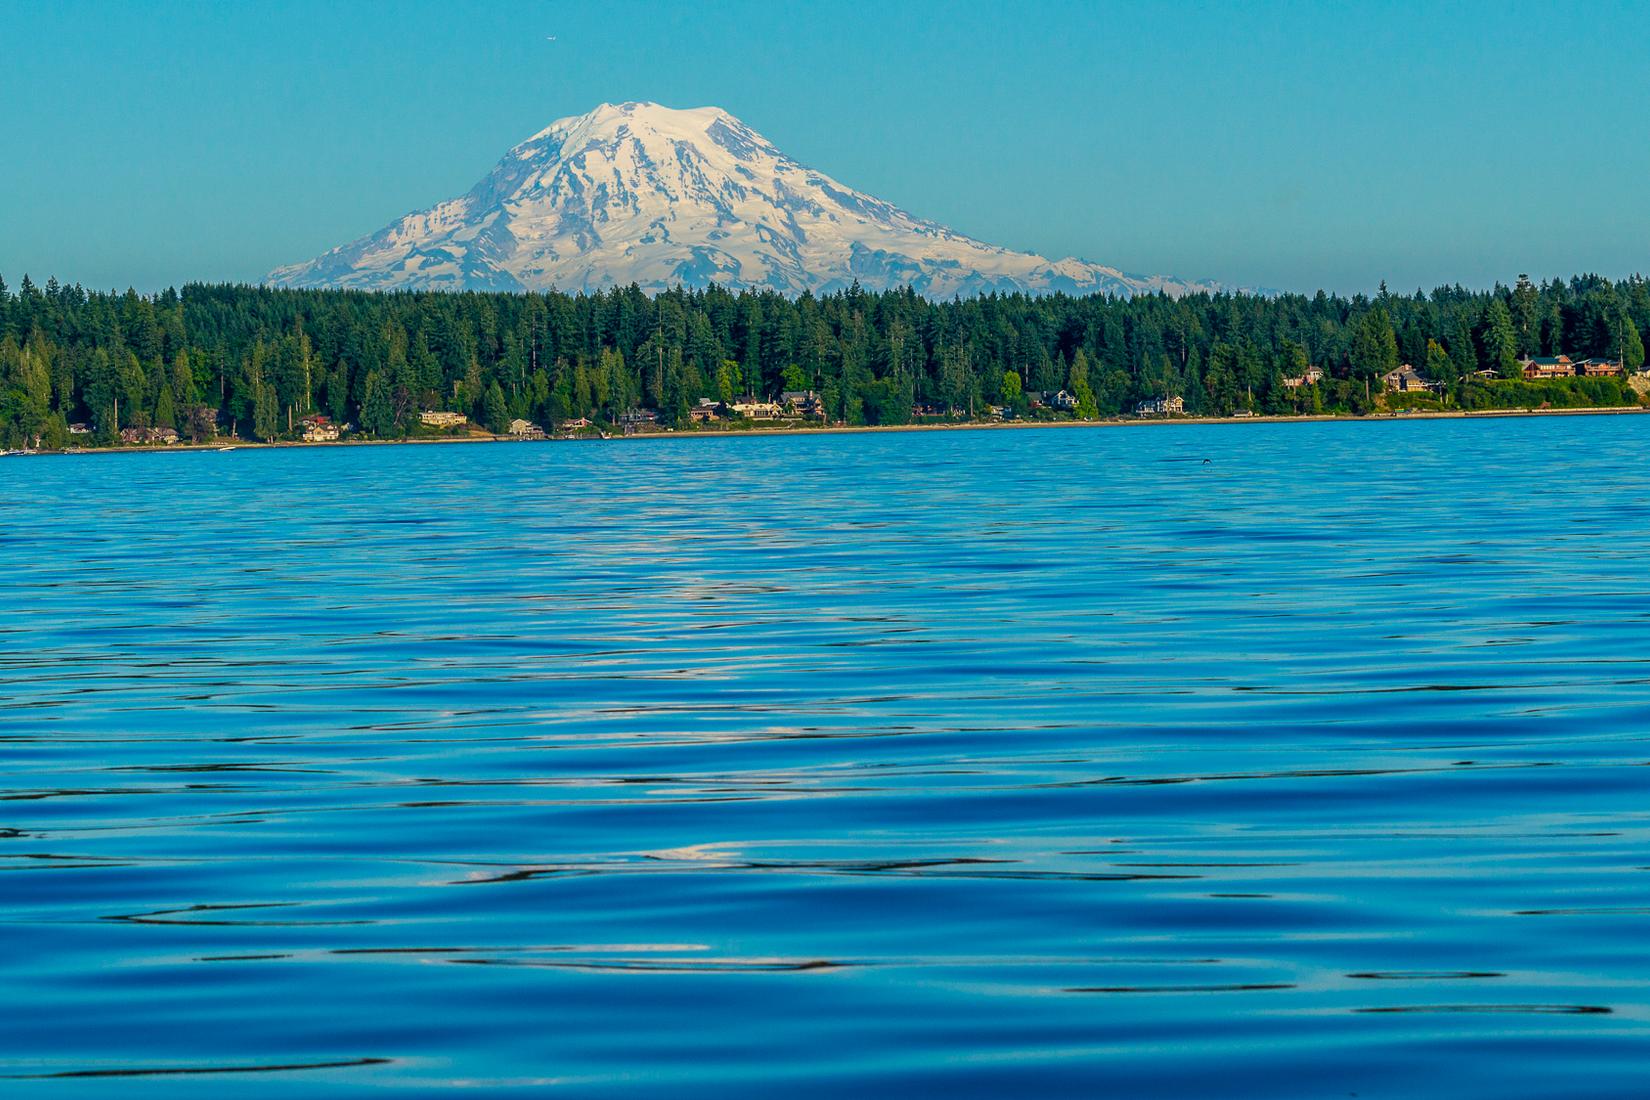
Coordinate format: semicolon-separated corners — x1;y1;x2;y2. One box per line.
3;418;1650;1096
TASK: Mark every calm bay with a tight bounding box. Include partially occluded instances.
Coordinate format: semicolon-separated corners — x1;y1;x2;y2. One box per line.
4;416;1650;1096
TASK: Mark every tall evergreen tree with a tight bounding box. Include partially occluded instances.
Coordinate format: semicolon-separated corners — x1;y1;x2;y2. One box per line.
1480;299;1521;379
1348;309;1399;381
252;382;279;441
361;371;394;437
483;380;509;433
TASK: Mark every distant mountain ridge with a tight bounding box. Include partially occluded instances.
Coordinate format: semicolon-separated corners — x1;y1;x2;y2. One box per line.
269;101;1228;299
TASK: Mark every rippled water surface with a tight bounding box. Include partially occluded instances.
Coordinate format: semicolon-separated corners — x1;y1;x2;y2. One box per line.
5;418;1650;1097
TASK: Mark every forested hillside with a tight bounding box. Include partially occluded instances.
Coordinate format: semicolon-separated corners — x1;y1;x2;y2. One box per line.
0;273;1646;448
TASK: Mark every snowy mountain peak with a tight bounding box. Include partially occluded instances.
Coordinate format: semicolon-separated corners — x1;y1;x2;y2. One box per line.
268;102;1223;299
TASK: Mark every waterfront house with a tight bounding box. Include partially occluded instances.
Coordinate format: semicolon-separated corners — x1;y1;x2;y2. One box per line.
1136;395;1185;416
1282;366;1324;389
1380;365;1425;392
729;397;782;419
1049;389;1078;411
420;410;468;428
1573;357;1624;377
689;398;723;423
1380;365;1430;393
618;409;658;435
561;417;592;429
300;414;340;442
1520;355;1575;380
507;418;546;439
780;390;825;418
119;426;178;445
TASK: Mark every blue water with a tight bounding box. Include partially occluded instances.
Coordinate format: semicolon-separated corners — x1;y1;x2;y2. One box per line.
3;417;1650;1097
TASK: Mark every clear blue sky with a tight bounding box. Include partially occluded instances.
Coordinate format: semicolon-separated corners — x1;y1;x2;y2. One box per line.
4;0;1646;295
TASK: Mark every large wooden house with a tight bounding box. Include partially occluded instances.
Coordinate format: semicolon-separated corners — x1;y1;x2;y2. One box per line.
1519;356;1576;379
780;390;825;418
1573;357;1624;377
688;398;723;423
1380;365;1430;393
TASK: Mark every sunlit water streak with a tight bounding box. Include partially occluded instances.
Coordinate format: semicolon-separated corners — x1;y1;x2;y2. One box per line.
3;417;1650;1097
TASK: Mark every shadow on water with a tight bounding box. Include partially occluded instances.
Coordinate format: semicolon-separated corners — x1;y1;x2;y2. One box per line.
3;1059;392;1081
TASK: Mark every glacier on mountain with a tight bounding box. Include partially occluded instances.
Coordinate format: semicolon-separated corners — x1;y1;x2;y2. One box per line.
268;101;1223;299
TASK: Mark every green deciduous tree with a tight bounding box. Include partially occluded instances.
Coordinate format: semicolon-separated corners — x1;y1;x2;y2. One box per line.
1001;369;1021;402
1068;348;1099;419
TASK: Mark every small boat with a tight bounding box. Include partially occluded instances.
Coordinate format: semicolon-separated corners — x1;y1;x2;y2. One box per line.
217;446;235;453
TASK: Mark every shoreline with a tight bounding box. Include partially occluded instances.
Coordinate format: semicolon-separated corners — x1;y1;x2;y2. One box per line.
18;402;1650;457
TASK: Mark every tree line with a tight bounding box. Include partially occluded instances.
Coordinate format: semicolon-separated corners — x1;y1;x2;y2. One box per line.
0;272;1646;448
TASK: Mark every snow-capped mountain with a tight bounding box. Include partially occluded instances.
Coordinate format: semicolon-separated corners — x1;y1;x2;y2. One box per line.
269;101;1222;299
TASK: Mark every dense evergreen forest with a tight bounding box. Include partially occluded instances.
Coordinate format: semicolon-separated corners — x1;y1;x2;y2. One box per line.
0;272;1646;449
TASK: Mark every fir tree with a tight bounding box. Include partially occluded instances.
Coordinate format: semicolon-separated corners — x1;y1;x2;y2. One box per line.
253;382;279;441
1349;309;1399;381
154;385;176;430
1480;299;1521;379
483;380;508;433
361;371;394;437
